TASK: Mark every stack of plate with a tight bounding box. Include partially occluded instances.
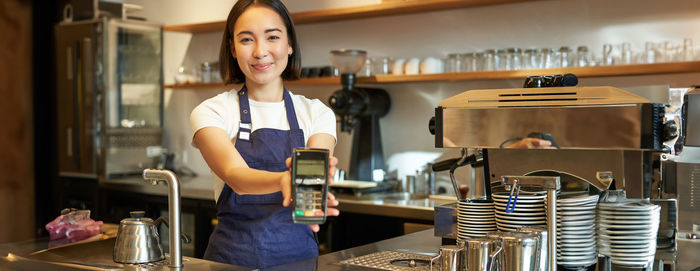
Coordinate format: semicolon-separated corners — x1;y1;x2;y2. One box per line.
556;194;599;268
493;192;547;232
597;201;661;268
457;199;496;239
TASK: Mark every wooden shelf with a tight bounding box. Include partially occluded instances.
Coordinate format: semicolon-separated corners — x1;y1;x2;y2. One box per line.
164;76;342;89
164;61;700;90
163;0;538;33
373;61;700;83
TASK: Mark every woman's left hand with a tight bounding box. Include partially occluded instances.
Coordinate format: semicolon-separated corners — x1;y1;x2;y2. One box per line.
284;156;340;232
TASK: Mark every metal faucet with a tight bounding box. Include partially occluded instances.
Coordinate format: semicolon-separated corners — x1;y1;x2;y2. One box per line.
500;175;560;271
143;169;182;269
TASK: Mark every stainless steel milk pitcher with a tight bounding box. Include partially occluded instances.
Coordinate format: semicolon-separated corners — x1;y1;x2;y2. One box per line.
466;238;502;271
498;232;540;271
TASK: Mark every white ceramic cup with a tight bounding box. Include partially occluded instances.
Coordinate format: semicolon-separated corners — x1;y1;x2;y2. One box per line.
404;58;421;75
392;58;405;75
420;57;444;74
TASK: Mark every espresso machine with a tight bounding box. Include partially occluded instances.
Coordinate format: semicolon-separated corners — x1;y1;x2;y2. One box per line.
430;82;696;270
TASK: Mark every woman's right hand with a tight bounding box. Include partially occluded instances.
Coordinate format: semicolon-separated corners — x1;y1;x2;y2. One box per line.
281;156;340;232
280;156;338;207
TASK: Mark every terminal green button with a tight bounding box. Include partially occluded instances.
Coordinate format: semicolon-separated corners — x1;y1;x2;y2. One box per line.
295;210;305;216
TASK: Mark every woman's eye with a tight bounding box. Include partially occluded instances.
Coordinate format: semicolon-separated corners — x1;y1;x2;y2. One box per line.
268;35;280;41
239;37;252;43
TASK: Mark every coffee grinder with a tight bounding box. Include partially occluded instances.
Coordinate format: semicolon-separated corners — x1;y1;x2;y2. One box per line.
328;50;390;181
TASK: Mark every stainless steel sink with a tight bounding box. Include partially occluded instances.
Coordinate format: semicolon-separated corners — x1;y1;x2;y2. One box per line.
22;238;247;271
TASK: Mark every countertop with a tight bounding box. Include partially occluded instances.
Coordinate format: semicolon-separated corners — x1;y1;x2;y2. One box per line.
102;176;455;221
0;229;442;270
3;230;698;270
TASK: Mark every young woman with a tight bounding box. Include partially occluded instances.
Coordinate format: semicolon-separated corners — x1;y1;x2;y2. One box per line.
189;0;339;268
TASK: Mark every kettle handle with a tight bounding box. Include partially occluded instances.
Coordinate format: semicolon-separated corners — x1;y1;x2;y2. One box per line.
154;216;192;244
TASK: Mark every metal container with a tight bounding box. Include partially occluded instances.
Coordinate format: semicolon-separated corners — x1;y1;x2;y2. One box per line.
466;238;501;271
113;211;165;264
517;227;548;271
499;232;540;271
432;245;464;271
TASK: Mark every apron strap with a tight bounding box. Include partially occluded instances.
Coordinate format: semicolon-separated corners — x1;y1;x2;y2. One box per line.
282;89;301;131
237;87;252;141
237;87;301;142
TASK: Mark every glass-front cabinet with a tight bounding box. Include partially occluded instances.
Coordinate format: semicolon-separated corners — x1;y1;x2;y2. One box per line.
55;17;163;180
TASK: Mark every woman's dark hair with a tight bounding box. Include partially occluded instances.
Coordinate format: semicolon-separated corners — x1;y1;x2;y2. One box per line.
219;0;301;84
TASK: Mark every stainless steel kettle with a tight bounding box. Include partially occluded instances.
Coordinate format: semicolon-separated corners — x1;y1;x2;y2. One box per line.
113;211;165;264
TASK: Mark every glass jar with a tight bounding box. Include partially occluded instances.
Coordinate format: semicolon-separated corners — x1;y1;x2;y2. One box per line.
540;48;555;68
495;49;507;70
482;50;496;71
558;46;572;68
372;57;392;75
461;53;476;72
506;48;522;70
576;46;589;67
447;53;462;73
358;58;372;77
523;48;537;69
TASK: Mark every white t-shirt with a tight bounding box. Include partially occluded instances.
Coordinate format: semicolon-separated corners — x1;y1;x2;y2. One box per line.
190;89;337;202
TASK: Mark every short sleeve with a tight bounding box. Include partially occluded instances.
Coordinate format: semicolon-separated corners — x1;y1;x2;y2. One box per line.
189;93;235;148
310;101;337;143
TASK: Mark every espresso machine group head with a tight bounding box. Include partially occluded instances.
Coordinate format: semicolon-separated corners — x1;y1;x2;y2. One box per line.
327;50;390;181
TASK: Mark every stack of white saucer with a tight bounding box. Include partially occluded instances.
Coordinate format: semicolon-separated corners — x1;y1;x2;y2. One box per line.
556;194;599;268
597;201;660;268
457;199;496;239
493;192;547;232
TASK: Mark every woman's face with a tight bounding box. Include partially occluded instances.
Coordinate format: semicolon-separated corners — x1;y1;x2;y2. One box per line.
232;5;292;87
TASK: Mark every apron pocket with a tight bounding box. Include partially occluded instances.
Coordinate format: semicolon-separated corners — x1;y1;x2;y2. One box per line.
234;191;283;205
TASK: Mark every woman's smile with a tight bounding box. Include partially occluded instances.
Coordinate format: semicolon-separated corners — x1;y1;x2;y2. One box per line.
252;63;272;71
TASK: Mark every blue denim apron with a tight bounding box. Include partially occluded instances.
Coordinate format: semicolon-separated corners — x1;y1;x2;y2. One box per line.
203;86;318;269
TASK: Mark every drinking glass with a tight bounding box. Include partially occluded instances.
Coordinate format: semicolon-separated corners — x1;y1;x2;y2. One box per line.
603;44;614;66
446;53;462;73
541;48;556;68
483;50;496;71
575;46;589;67
558;46;572;67
662;41;675;62
495;49;507;70
683;38;695;61
358;58;372;77
506;48;522;70
461;53;476;72
475;52;487;71
523;49;536;69
619;42;633;65
372;57;392;75
644;42;658;64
